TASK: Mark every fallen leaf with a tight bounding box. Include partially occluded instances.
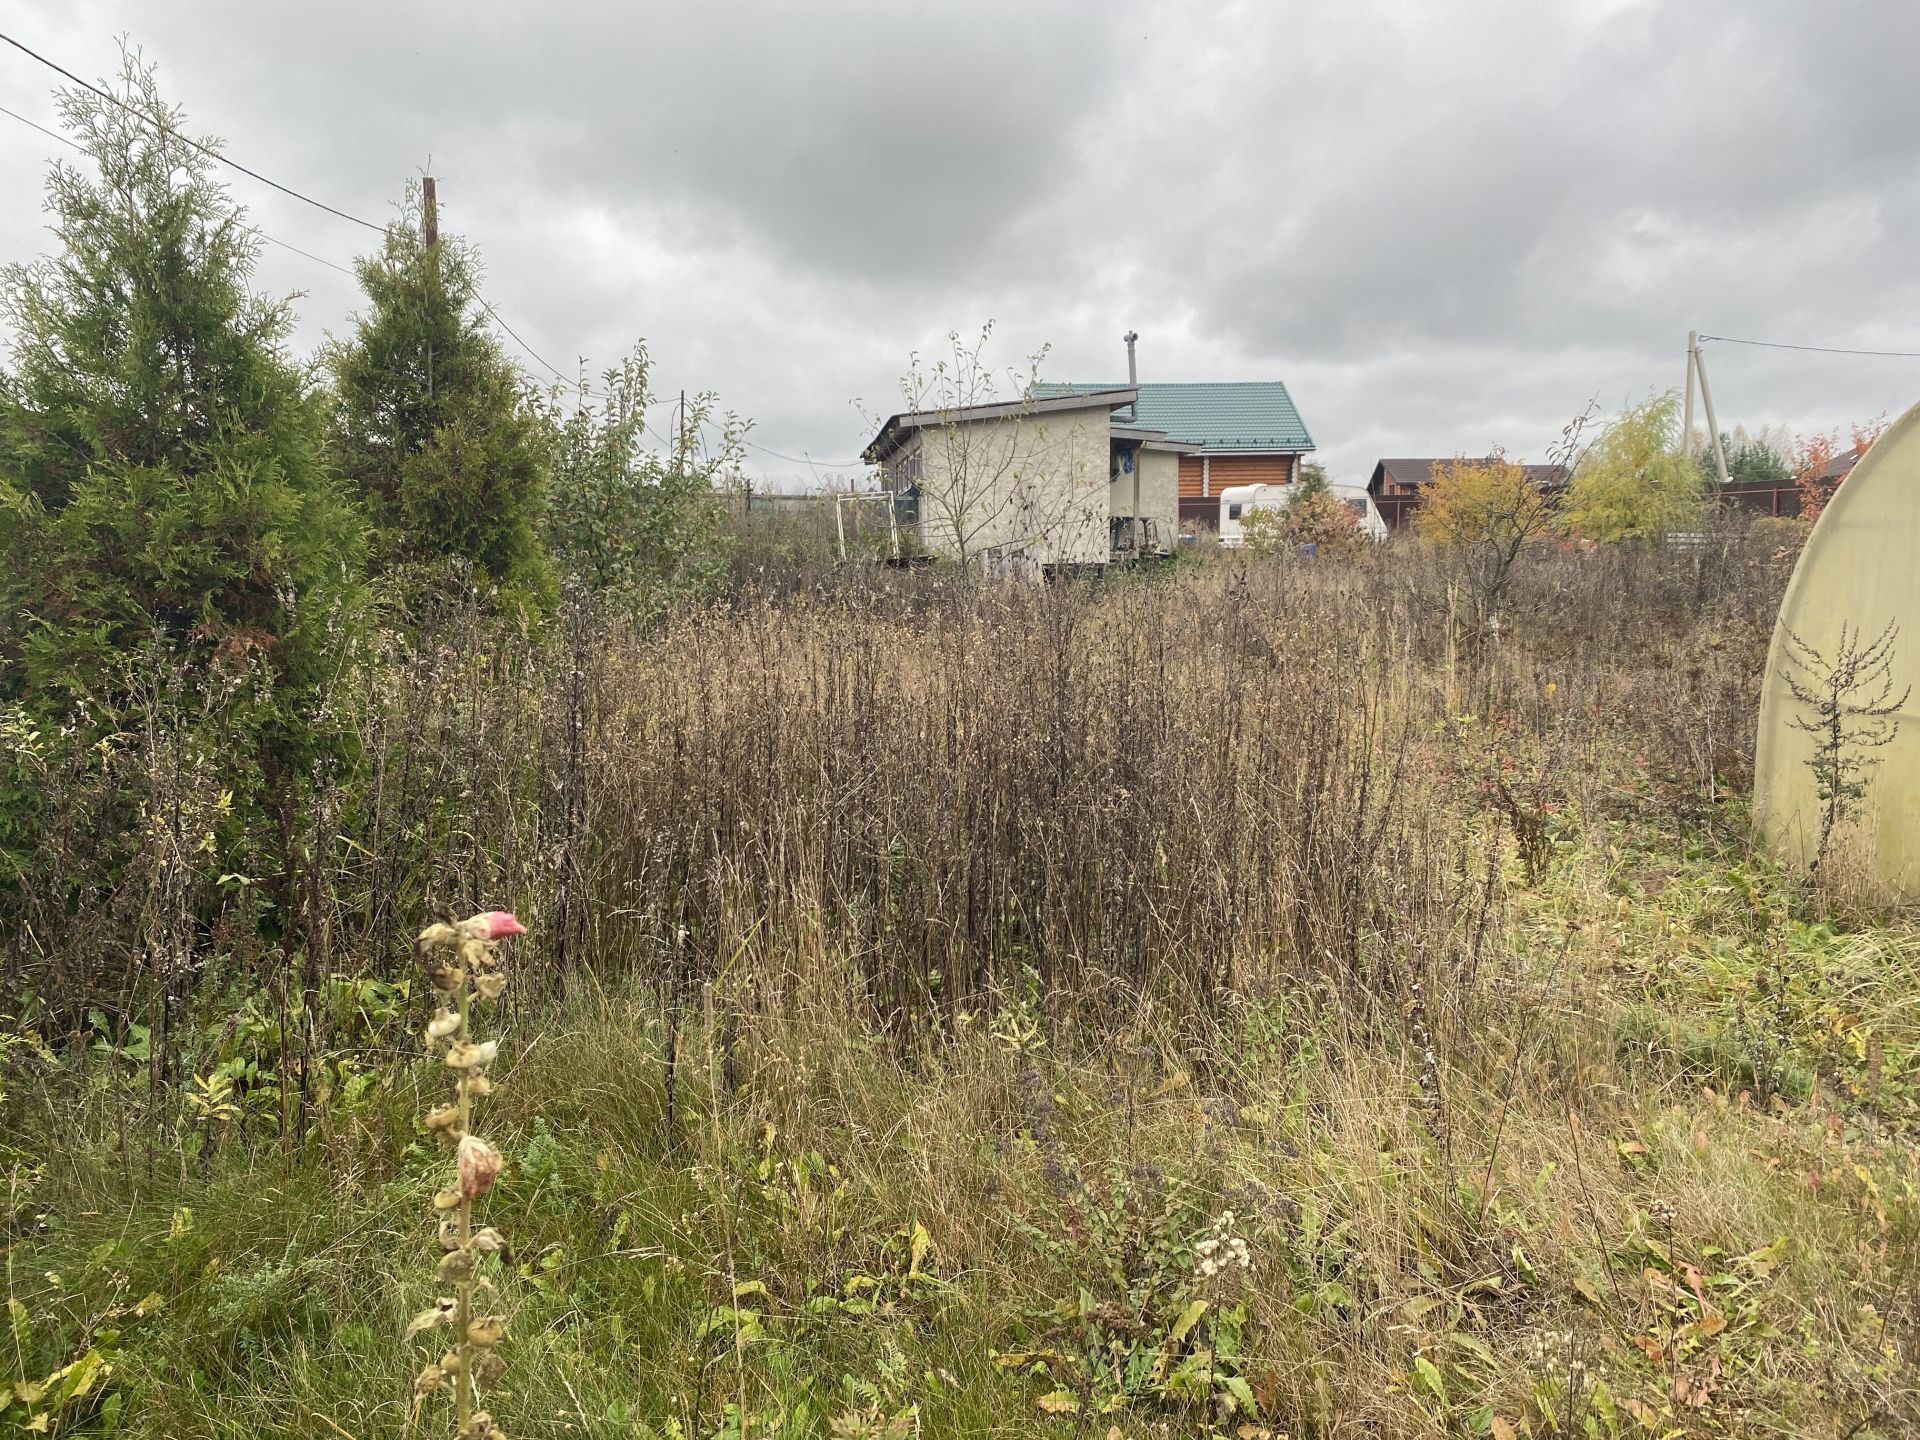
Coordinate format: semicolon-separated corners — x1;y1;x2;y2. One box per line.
1679;1262;1710;1311
1491;1417;1518;1440
1620;1396;1662;1426
1673;1372;1717;1410
1036;1390;1080;1416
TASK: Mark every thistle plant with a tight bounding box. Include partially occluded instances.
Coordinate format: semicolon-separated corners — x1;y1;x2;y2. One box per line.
1782;621;1910;876
408;909;526;1440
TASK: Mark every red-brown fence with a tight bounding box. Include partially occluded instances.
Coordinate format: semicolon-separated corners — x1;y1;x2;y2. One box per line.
1371;477;1823;531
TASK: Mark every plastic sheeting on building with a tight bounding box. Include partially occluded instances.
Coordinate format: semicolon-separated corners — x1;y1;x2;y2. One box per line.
1755;397;1920;893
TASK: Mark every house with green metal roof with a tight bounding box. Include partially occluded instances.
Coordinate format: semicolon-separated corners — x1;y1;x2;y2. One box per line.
1033;380;1317;527
865;384;1201;573
861;335;1317;570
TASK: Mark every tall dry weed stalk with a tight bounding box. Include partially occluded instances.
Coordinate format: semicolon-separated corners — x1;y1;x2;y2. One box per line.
0;526;1794;1106
409;908;525;1439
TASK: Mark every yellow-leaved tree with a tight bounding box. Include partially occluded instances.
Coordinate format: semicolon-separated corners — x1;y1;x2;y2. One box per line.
1413;453;1557;628
1560;392;1706;542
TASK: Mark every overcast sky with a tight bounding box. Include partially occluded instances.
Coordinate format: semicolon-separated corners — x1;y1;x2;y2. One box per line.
5;1;1920;489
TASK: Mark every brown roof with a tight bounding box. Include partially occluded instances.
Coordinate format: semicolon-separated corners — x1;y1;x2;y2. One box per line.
1367;457;1570;493
1817;444;1863;482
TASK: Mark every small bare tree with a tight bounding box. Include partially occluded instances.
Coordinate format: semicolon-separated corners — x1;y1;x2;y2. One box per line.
1782;620;1911;875
866;324;1106;575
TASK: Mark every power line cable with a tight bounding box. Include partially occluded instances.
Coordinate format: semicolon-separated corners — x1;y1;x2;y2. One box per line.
3;38;615;390
0;98;75;149
1699;333;1920;360
1;29;384;232
739;436;868;469
7;64;827;469
474;296;574;385
5;93;630;407
1;99;359;276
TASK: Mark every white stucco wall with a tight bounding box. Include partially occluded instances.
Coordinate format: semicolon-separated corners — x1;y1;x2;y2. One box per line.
1105;445;1181;550
909;402;1110;569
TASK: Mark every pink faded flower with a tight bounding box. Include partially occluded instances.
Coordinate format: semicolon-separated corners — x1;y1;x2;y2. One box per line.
457;1134;504;1198
464;910;527;940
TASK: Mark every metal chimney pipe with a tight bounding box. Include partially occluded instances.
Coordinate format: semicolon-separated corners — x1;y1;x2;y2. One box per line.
1123;331;1142;553
1123;330;1139;425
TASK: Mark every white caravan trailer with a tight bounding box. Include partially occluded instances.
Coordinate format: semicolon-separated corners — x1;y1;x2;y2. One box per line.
1216;481;1389;547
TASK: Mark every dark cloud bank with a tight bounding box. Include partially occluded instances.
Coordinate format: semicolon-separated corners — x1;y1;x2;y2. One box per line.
4;0;1918;485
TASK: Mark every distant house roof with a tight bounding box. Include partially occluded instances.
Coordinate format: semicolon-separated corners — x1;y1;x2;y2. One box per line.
863;386;1137;464
1366;457;1570;494
1817;444;1863;482
1032;381;1314;452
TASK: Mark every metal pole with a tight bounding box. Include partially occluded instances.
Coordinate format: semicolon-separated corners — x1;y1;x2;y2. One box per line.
1124;332;1142;552
1123;330;1139;420
1693;341;1731;485
1132;448;1142;556
1682;330;1696;455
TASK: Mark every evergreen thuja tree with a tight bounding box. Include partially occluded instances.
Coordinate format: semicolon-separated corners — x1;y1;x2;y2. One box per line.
0;50;361;717
326;189;555;616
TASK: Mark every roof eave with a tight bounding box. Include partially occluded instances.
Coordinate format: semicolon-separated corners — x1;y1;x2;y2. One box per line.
865;387;1139;463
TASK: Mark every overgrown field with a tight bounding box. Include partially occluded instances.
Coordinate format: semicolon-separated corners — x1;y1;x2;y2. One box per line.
4;536;1917;1438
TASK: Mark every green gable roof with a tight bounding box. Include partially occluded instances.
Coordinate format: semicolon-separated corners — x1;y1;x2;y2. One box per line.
1033;381;1314;452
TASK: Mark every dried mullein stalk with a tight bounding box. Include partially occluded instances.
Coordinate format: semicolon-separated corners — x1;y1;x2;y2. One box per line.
409;909;526;1440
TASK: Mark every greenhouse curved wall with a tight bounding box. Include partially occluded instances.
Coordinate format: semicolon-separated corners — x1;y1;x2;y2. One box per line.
1755;396;1920;892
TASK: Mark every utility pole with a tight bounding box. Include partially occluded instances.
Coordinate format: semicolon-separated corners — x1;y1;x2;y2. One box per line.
1682;329;1696;456
1688;335;1731;486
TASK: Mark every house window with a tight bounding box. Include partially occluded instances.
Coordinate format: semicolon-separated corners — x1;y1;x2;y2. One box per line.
890;449;924;527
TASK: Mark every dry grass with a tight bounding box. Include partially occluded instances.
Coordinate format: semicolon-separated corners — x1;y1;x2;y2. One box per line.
4;531;1916;1437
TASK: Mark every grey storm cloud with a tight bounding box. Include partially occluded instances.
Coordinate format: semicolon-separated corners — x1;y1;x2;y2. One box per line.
4;0;1920;485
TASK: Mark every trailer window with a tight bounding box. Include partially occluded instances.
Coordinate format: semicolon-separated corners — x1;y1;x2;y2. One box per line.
1227;503;1243;520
